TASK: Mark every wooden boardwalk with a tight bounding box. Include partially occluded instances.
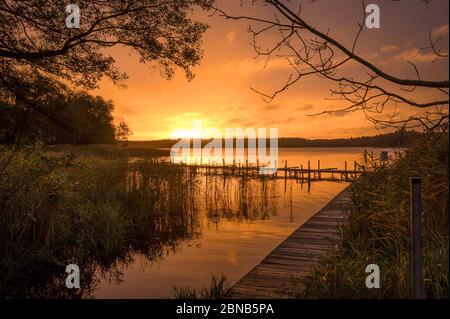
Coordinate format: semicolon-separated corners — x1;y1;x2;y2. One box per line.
227;187;350;298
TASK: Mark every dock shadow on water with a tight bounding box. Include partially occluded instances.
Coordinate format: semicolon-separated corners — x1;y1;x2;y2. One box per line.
0;153;347;298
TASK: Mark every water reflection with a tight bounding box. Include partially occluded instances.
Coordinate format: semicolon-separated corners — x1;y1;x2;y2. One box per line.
203;176;278;222
7;148;370;298
92;171;347;298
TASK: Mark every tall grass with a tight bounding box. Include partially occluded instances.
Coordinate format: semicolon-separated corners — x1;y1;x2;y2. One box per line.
0;144;198;297
44;144;170;159
0;143;283;298
302;133;449;298
172;274;230;299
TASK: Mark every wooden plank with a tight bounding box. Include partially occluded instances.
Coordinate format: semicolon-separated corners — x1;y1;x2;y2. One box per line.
227;187;350;299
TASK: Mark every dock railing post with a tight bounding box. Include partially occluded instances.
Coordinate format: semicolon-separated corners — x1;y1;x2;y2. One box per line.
344;161;348;181
318;160;321;180
246;159;249;177
308;160;311;183
274;160;278;179
411;177;424;299
284;160;287;180
257;159;259;177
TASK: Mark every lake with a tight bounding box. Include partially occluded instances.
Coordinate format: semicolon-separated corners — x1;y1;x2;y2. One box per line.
91;147;390;298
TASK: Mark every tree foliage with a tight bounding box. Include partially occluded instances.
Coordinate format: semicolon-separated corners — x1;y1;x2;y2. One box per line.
0;0;212;87
0;84;118;144
0;0;213;143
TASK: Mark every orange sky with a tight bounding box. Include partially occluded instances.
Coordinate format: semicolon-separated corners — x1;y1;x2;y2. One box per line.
94;0;449;140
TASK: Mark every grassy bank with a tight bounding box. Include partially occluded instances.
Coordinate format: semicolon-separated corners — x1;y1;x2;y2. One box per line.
302;133;449;298
0;144;197;297
45;144;170;159
172;274;230;299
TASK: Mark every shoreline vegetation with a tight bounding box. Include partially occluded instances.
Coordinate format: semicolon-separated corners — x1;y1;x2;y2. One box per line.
125;130;420;150
0;146;200;297
0;130;448;298
171;131;449;299
301;132;449;298
40;130;419;161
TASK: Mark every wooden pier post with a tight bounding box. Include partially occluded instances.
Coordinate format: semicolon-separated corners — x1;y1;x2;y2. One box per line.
284;160;287;192
318;160;321;180
345;161;348;181
284;160;288;180
274;160;278;179
308;160;311;183
246;159;249;177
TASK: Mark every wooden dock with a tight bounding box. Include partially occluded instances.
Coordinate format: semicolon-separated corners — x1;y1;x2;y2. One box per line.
174;160;367;182
227;187;350;298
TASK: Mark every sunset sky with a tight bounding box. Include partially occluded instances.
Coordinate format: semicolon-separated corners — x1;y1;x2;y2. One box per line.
94;0;449;140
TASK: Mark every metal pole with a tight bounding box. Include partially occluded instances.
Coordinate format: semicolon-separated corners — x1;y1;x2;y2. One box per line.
411;177;424;299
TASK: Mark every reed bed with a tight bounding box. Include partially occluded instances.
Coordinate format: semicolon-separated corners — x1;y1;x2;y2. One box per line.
302;133;449;298
0;144;282;298
172;274;230;299
0;145;198;297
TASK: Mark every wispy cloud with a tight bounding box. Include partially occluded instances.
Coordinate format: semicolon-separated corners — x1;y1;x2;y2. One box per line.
392;48;439;63
226;57;290;75
226;30;237;43
261;104;281;111
431;24;449;38
325;110;352;118
380;45;400;53
295;104;315;111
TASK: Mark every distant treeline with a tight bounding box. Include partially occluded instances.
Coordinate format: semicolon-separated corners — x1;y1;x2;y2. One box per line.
128;130;421;149
277;131;421;147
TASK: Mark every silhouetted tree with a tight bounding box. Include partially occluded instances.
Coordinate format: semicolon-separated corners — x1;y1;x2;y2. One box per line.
115;121;132;144
0;83;119;145
214;0;448;131
0;0;213;143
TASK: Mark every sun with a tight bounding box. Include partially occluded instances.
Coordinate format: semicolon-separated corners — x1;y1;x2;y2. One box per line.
169;119;220;139
170;129;202;139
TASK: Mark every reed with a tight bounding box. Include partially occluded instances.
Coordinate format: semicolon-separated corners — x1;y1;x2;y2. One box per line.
172;274;230;299
301;133;449;298
0;144;274;297
0;145;198;297
44;144;170;159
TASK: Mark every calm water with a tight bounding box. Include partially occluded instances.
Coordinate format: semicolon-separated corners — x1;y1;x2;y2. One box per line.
91;147;388;298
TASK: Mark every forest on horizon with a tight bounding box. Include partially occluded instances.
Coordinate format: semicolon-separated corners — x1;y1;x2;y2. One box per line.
126;130;422;149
